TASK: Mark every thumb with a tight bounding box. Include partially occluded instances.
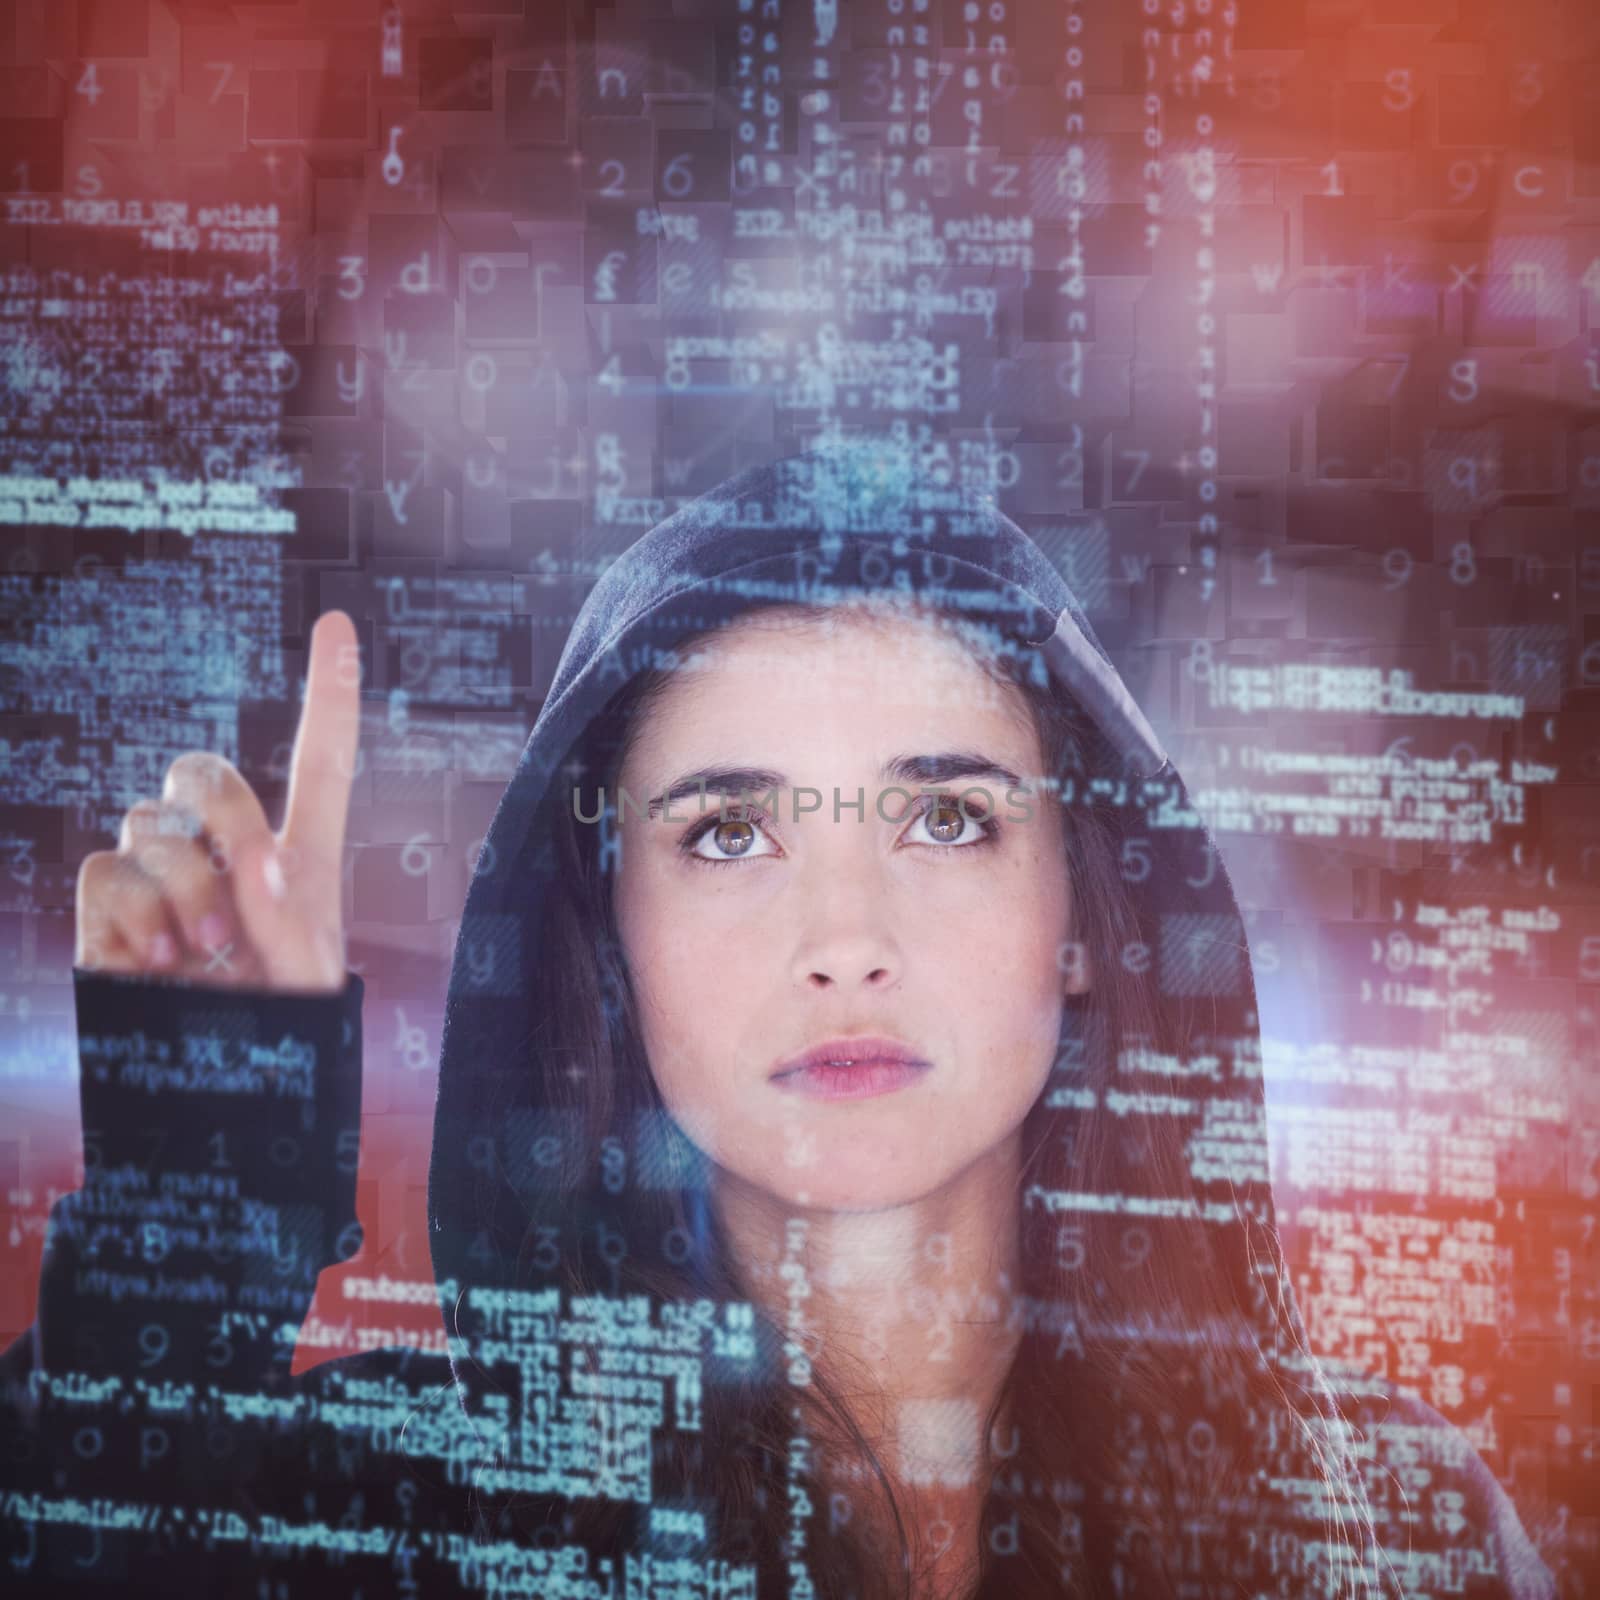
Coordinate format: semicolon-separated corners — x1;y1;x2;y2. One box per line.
231;830;347;993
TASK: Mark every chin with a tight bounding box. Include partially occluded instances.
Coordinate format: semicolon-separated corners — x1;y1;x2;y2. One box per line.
722;1145;967;1214
783;1176;923;1212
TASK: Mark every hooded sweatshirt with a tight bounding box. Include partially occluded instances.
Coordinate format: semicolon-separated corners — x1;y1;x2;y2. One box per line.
0;450;1559;1600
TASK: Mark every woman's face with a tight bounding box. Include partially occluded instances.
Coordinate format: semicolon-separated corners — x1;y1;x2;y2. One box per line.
611;606;1076;1212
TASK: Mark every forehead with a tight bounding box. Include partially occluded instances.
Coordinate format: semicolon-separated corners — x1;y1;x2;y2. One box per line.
700;603;987;673
619;605;1043;765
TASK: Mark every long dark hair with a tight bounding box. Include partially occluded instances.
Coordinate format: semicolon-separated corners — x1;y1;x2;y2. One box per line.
492;596;1388;1599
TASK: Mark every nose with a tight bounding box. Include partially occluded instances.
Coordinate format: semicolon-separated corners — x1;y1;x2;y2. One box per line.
787;863;903;992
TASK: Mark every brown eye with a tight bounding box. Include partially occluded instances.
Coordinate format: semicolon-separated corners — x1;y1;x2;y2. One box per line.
712;818;756;856
685;808;778;867
908;794;998;851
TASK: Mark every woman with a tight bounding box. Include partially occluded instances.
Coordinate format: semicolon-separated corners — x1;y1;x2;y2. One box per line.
0;450;1556;1599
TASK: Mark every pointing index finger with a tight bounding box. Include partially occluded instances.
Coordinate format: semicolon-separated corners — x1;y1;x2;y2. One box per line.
281;610;361;864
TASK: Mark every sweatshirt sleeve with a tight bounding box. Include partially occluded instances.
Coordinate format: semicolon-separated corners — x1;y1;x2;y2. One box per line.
1325;1373;1559;1600
4;966;365;1399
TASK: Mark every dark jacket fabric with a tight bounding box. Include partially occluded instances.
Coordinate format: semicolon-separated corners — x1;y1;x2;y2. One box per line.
0;451;1559;1599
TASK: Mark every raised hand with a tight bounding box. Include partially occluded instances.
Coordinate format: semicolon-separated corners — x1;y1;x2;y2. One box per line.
74;610;362;993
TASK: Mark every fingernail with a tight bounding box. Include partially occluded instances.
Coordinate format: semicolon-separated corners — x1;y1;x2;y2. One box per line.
264;849;287;902
147;932;175;968
198;912;228;950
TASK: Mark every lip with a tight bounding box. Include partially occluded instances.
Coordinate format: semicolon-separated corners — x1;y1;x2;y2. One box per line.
769;1035;933;1102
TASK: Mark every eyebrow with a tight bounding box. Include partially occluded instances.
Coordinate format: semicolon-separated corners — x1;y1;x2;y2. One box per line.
642;752;1027;819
